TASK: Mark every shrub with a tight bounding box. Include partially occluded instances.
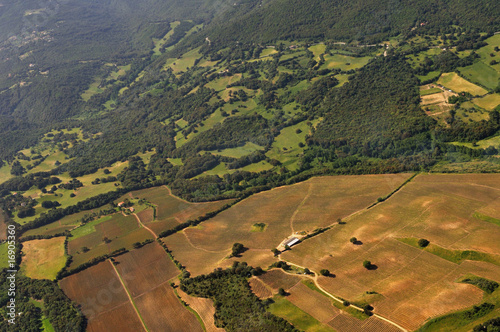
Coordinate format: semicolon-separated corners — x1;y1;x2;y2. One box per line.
418;239;430;248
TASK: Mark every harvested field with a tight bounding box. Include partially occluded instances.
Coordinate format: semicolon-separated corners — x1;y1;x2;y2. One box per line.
258;269;302;291
177;287;224;332
249;277;273;299
136;208;154;223
438;72;488;96
472;93;500;110
134;283;203;332
21;237;66;280
281;173;500;331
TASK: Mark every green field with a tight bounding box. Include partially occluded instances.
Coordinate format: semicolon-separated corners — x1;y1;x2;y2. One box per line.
460;61;500;90
417;71;441;83
29;299;55;332
266;121;315;170
69;215;113;240
420;88;442;96
153;21;180;55
20;237;67;280
268;296;335;332
321;54;371;71
208;142;264;158
0;242;9;269
438;72;488;96
452;135;500;150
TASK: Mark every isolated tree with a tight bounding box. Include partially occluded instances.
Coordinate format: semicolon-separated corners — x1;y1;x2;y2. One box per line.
350;237;358;244
284;245;291;251
81;246;89;253
278;288;286;296
230;243;245;257
103;237;111;244
363;260;372;269
304;268;311;275
271;248;280;256
418;239;430;248
320;269;330;276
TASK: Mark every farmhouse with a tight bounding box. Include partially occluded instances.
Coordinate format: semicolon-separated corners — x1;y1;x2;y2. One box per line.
117;201;125;207
284;237;300;247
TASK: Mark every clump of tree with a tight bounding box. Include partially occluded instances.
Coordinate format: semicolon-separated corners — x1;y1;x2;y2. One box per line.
320;269;330;276
462;277;499;294
229;243;245;258
418;238;430;248
363;260;374;270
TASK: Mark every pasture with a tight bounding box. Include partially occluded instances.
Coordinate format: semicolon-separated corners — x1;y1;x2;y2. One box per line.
0;242;9;269
208;142;264;158
320;54;371;71
281;173;500;331
20;237;66;280
266;121;313;170
437;72;488;96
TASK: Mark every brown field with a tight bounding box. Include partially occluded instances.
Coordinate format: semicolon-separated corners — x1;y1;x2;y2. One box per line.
258;269;302;291
164;174;410;274
114;242;179;296
61;244;203;332
249;277;273;299
68;213;155;269
287;282;339;323
131;186;232;221
136;207;154;223
328;313;402;332
134;283;203;332
281;173;500;330
59;261;132;325
177;287;225;332
21;237;66;280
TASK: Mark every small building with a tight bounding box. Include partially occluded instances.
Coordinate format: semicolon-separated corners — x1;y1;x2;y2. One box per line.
284;237;300;248
117;201;125;207
129;207;135;212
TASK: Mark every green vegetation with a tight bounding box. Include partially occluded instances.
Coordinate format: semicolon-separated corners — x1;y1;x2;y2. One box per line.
473;212;500;227
180;262;297;331
438;73;488;96
398;238;500;266
420;88;442;96
459;275;499;294
268;297;334;332
251;223;267;232
69;215;113;241
0;242;9;269
416;303;495;332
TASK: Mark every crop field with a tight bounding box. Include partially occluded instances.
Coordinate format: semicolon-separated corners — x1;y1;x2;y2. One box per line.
114;242;179;296
249;277;273;298
460;61;500;90
169;174;410;271
268;296;335;332
177;287;224;332
472;93;500;110
60;260;144;332
20;237;66;280
280;173;500;330
420;87;442;96
134;283;203;332
437;72;488;96
257;269;302;291
22;209;106;238
61;244;203;332
67;213;154;269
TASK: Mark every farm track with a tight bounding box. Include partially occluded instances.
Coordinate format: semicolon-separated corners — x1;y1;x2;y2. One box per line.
276;259;409;332
108;259;149;332
132;213;158;238
289;182;313;234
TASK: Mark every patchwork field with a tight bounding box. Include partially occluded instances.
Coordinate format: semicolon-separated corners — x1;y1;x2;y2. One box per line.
60;243;202;332
177;287;224;332
281;173;500;330
130;186;233;235
20;237;66;280
164;174;410;275
67;213;154;269
437;72;488;96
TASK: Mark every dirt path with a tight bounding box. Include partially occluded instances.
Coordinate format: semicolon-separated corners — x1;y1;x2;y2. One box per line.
278;258;408;332
289;182;313;234
182;231;230;254
108;260;149;332
132;213;158;238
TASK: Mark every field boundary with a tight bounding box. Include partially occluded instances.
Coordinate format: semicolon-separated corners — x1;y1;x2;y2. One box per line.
109;259;149;332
